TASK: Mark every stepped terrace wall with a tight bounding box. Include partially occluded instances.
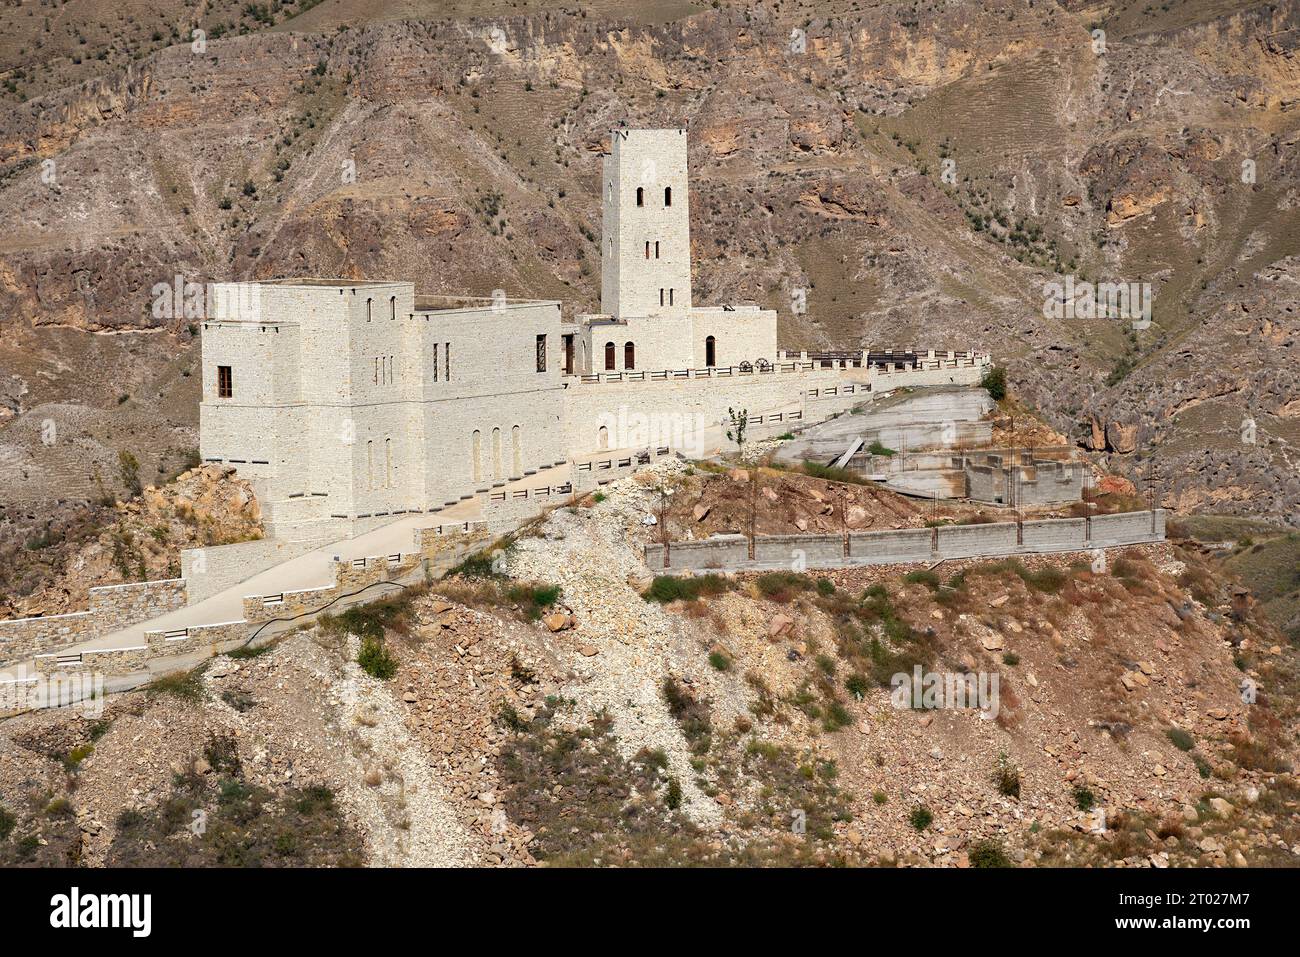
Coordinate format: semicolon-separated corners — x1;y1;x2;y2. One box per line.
0;578;188;665
644;510;1166;573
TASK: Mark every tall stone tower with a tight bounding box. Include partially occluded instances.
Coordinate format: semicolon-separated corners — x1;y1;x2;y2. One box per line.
600;128;692;318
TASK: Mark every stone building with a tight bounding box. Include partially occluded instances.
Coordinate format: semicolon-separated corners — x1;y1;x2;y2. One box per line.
199;128;984;540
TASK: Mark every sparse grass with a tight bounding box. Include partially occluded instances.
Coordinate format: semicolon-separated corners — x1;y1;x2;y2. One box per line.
1166;727;1195;752
755;570;815;602
800;460;870;485
147;665;207;702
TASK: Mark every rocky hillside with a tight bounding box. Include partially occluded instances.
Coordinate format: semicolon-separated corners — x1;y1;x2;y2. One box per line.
0;0;1296;528
2;461;1295;868
0;463;262;619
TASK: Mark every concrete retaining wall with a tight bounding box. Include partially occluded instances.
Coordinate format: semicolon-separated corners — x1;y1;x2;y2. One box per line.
181;536;331;603
647;511;1166;573
1092;510;1163;544
849;528;934;561
936;522;1019;558
644;534;749;571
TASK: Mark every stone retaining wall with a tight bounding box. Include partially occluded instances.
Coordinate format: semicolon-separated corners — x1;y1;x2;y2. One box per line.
0;578;188;665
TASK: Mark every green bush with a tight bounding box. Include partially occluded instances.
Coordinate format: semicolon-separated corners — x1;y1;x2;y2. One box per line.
872;791;888;805
867;440;896;456
1166;727;1195;752
909;805;933;831
357;636;397;680
1072;785;1095;812
815;577;836;596
708;651;731;671
968;838;1012;867
665;777;683;810
993;751;1021;799
902;569;940;589
980;366;1007;400
1002;652;1020;666
644;574;730;604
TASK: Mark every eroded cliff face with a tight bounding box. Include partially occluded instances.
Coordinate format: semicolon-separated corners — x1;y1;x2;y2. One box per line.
0;1;1296;524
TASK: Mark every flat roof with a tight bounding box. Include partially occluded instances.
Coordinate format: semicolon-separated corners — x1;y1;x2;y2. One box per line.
254;278;403;288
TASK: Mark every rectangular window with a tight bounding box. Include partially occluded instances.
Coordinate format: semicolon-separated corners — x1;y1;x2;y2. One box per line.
217;365;233;398
433;344;439;382
536;334;547;373
445;343;450;381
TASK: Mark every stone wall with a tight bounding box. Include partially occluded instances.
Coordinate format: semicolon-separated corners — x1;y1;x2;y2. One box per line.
646;511;1167;573
181;536;331;603
0;578;188;665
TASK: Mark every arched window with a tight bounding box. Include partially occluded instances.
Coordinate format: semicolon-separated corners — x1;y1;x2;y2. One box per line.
471;430;482;482
636;187;644;207
365;298;373;321
366;440;374;490
624;342;635;370
491;427;502;480
389;296;396;320
644;240;650;259
668;288;674;306
384;438;393;488
664;186;672;207
654;241;660;259
705;335;717;367
604;341;616;370
511;425;522;475
598;425;609;450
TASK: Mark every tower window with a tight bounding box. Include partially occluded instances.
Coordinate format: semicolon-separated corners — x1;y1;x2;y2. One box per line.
636;187;644;207
365;298;372;321
536;334;548;373
705;335;716;367
669;288;674;306
624;342;635;370
664;186;672;207
389;296;396;320
659;288;664;307
644;240;650;259
654;241;660;259
217;365;233;398
604;341;616;370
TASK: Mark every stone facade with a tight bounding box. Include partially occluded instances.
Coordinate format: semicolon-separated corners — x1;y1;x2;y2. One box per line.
0;578;187;665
